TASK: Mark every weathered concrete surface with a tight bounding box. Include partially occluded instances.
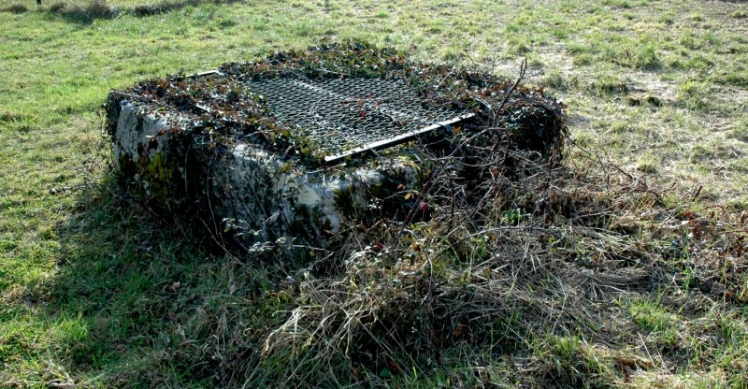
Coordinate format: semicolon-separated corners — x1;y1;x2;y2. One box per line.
108;98;424;247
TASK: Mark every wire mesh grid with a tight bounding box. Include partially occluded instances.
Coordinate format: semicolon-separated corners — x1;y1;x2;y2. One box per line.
246;77;464;155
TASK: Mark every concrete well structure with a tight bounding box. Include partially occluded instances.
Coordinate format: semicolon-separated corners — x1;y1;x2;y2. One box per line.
105;44;566;250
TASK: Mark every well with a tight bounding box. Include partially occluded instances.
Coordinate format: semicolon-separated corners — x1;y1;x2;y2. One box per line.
105;42;566;250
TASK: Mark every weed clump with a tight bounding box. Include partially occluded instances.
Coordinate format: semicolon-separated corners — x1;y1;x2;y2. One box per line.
84;0;116;18
47;0;119;22
1;3;29;13
48;1;67;12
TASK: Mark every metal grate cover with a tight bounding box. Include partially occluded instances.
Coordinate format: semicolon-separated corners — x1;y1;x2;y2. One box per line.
246;77;470;162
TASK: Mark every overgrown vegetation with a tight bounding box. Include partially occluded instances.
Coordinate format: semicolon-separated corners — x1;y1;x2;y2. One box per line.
1;0;747;387
106;43;566;239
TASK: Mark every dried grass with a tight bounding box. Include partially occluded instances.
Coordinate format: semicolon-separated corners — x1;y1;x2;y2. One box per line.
212;120;747;385
215;110;671;386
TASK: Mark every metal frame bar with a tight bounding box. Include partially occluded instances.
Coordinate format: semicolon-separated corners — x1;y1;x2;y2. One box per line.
187;70;220;78
323;113;476;166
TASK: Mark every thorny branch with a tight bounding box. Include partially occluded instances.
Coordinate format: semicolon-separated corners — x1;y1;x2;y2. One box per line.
397;58;530;240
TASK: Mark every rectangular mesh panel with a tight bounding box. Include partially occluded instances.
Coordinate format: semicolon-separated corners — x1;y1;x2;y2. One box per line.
246;77;464;155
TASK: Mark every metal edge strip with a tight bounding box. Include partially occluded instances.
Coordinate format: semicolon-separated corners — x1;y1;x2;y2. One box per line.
323;113;476;166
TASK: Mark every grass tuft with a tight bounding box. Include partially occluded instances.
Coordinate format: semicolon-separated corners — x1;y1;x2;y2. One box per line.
542;70;567;90
589;75;629;96
0;3;28;13
48;1;67;12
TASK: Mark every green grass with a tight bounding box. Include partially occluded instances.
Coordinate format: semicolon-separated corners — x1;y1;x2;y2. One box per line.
2;0;748;387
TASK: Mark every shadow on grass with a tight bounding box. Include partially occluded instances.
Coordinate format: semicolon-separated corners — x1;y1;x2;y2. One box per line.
40;162;678;387
44;0;243;24
45;178;292;387
39;119;639;387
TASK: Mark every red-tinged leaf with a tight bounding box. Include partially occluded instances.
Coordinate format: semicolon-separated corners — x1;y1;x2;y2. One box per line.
387;358;399;374
452;323;465;337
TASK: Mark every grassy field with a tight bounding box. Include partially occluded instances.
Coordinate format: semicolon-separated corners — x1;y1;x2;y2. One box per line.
1;0;747;387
